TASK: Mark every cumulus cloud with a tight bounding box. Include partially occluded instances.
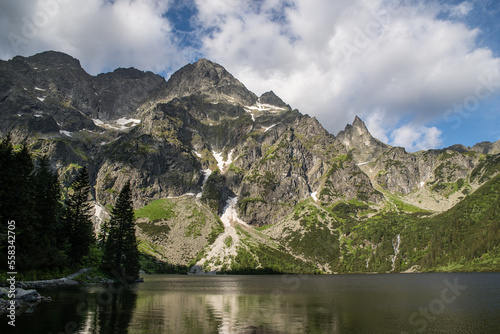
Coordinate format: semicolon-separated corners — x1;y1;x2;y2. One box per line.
0;0;189;74
195;0;500;150
365;108;443;152
390;124;443;152
364;109;390;144
446;1;473;18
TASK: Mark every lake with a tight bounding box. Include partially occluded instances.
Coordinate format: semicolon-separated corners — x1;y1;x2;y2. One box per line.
2;273;499;333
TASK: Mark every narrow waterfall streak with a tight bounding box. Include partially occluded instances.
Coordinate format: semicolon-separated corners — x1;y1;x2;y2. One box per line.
391;234;401;272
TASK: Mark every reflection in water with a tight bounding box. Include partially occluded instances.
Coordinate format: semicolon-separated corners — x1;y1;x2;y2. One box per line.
78;285;137;334
2;273;499;334
125;274;500;334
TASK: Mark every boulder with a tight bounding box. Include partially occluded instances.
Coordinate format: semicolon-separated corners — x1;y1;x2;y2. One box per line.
0;287;9;298
15;288;41;302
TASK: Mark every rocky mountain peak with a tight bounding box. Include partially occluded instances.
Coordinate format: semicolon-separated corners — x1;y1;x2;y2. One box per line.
352;115;369;133
24;50;83;71
336;115;389;163
164;58;257;105
259;91;290;110
471;140;500;155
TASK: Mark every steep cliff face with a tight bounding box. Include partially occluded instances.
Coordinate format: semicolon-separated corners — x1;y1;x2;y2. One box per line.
85;58;385;225
0;51;166;139
93;67;167;120
335;115;489;212
336;115;389;163
0;51;97;137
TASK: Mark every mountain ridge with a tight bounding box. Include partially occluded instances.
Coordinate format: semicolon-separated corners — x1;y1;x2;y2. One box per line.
1;51;499;274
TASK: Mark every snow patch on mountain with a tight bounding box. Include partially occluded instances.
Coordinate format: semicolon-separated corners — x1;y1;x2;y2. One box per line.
220;197;249;227
92;118;141;131
92;119;104;126
244;103;287;113
357;161;374;166
212;149;235;173
263;124;276;132
167;193;196;199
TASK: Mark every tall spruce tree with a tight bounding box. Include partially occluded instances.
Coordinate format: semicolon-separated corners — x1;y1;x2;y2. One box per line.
0;134;15;269
102;182;140;282
12;143;38;270
33;156;65;268
62;167;94;266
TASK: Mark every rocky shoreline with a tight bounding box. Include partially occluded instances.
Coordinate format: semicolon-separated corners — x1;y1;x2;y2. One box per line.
0;287;52;315
20;268;115;289
0;268;114;315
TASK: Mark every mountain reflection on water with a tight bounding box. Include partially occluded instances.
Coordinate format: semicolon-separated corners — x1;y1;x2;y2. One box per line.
3;273;499;334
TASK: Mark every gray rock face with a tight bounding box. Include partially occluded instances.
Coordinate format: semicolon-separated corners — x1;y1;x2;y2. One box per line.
0;51;166;139
259;91;291;110
335;116;486;199
363;145;479;197
94;67;167;120
336;116;389;163
471;140;500;155
0;288;49;315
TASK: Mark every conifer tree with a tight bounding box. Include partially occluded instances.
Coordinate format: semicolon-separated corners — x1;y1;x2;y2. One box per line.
33;156;64;267
62;167;94;266
0;134;15;269
12;143;39;270
102;182;140;282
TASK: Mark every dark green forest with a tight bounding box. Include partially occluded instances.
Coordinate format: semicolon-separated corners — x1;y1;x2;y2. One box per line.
0;134;139;282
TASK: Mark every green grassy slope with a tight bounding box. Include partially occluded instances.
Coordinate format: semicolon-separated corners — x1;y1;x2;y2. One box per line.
268;173;500;273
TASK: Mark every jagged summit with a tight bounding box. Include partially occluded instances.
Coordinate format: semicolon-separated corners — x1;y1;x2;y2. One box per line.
0;51;167;135
352;115;367;131
336;116;389;163
164;58;257;105
471;140;500;155
258;91;291;110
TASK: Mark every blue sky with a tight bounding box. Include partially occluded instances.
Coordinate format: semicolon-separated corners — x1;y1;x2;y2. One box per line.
1;0;499;151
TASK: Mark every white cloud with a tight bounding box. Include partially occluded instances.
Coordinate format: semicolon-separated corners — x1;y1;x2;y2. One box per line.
446;1;474;18
364;109;443;152
0;0;188;75
364;109;390;143
390;124;443;152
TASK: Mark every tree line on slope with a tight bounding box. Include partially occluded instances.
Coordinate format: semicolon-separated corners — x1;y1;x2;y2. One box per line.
0;134;140;282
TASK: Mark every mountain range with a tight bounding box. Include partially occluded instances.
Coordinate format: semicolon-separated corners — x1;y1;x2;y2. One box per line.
1;51;499;274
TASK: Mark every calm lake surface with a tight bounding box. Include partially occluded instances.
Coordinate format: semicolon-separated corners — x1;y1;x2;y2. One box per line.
3;273;499;333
